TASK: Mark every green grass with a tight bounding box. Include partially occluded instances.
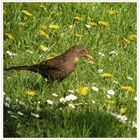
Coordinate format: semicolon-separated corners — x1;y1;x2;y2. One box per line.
3;2;137;137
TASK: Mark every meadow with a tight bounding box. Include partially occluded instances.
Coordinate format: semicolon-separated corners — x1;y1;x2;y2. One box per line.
3;2;137;137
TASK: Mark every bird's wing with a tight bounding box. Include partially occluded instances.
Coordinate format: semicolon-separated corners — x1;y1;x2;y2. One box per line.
38;56;64;70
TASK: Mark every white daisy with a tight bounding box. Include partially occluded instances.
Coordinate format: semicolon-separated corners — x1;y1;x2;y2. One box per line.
92;86;99;92
17;111;24;116
52;93;58;97
47;100;53;105
64;94;77;102
97;69;103;74
107;89;115;95
31;112;40;118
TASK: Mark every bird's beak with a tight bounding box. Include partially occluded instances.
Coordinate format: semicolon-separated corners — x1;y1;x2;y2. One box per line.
85;54;94;61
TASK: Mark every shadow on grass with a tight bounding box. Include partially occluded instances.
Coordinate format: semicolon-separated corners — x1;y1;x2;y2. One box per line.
3;104;135;138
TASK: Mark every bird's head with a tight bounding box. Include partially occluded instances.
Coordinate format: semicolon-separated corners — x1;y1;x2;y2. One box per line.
71;45;94;61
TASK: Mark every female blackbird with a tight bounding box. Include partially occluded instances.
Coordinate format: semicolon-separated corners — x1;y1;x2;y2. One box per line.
6;45;93;82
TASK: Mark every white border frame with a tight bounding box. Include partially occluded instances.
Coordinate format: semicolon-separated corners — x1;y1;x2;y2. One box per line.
1;1;138;140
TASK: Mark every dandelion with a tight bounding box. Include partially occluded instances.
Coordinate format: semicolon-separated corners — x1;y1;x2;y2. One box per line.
107;89;115;95
65;94;77;102
5;33;14;40
26;90;37;96
22;10;33;17
74;16;83;21
47;53;59;60
31;112;40;118
40;30;49;39
97;69;103;74
49;24;60;30
108;8;119;15
47;100;53;105
106;100;115;106
75;34;83;39
121;86;135;93
101;73;113;78
132;121;137;128
120;107;127;114
17;111;24;116
128;34;137;41
78;87;89;96
98;21;109;27
39;45;48;51
52;93;58;97
121;38;129;45
98;52;105;57
88;21;97;27
91;86;99;92
6;51;17;57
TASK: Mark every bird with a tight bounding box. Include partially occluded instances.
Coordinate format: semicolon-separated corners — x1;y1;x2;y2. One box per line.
6;45;93;83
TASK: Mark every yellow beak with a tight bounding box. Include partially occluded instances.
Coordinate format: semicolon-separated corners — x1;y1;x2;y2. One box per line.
85;54;94;61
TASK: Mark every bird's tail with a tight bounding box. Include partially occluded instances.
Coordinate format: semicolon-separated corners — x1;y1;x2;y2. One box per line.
5;65;38;72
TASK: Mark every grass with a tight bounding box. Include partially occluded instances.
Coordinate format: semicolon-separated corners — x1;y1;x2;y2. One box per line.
3;2;137;137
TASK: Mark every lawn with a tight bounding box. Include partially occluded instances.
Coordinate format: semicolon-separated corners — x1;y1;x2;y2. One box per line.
3;2;137;137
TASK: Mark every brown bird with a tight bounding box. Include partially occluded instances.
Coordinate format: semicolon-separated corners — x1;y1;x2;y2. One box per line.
6;45;93;82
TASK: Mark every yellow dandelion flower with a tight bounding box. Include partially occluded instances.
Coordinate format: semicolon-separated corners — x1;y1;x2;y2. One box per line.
108;8;119;15
127;34;137;41
106;100;115;106
121;38;130;45
47;53;59;60
75;34;83;38
88;21;97;27
49;25;60;30
101;73;113;78
98;21;109;27
22;10;33;17
68;25;73;29
74;16;83;21
5;33;14;40
26;90;37;96
78;87;89;96
121;86;135;93
39;45;48;51
120;107;127;114
40;30;49;39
